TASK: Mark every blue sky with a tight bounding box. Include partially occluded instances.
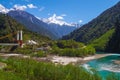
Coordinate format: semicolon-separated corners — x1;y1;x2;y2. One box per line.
0;0;120;24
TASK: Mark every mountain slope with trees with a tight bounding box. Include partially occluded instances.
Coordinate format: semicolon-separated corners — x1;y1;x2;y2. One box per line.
8;10;57;39
89;29;114;51
62;1;120;43
0;13;50;44
105;19;120;53
0;13;24;43
8;10;78;39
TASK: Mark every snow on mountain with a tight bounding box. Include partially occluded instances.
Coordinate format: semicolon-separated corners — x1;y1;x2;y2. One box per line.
0;4;10;13
0;4;81;39
42;14;75;26
36;14;82;38
8;10;57;39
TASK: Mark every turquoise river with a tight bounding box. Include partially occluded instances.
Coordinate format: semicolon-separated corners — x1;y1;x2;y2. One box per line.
83;54;120;80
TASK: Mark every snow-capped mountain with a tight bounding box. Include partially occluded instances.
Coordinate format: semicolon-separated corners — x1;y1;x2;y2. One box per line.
0;4;10;14
38;14;81;38
0;3;82;39
7;10;80;39
42;14;75;26
8;10;57;39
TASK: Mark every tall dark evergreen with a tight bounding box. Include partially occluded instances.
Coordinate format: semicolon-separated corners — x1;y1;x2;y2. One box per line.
105;19;120;53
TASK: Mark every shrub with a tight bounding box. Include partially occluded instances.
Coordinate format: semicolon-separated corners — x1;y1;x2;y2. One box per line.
0;57;102;80
31;51;47;57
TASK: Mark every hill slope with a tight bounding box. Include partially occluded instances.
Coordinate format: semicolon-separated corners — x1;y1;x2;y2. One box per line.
89;29;114;51
105;19;120;53
45;23;77;38
0;13;23;43
8;10;78;39
8;10;57;39
0;13;50;43
62;1;120;43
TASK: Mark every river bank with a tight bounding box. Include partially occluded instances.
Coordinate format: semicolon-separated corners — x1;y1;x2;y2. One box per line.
51;54;111;65
0;53;112;65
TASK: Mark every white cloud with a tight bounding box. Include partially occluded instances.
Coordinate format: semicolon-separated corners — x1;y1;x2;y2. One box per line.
27;4;37;9
13;4;27;10
39;7;45;11
0;4;38;13
79;20;83;23
0;4;9;13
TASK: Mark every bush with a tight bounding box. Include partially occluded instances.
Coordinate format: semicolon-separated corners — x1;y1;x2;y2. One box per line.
31;51;47;57
51;46;95;57
16;49;33;54
0;57;102;80
56;40;84;48
50;40;96;57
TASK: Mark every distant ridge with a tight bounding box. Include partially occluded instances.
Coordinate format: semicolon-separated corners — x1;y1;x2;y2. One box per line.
0;13;50;43
8;10;57;39
8;10;78;39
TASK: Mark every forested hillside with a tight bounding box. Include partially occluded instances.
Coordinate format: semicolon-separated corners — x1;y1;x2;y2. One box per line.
8;10;57;39
89;29;114;51
105;19;120;53
62;1;120;43
0;13;50;51
0;13;24;43
0;14;49;42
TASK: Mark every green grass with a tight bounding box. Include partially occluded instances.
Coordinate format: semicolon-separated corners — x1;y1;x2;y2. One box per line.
89;29;114;51
50;40;96;57
0;57;102;80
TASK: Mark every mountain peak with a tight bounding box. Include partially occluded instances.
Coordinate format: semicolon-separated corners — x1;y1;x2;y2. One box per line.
8;10;79;39
116;1;120;5
41;14;75;26
0;4;9;14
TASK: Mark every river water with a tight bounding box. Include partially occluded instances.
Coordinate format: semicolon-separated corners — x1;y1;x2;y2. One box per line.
83;54;120;80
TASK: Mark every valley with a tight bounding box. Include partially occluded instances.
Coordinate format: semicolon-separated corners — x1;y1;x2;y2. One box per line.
0;0;120;80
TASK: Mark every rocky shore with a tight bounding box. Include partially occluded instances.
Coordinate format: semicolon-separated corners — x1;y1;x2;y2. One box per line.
0;53;112;65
